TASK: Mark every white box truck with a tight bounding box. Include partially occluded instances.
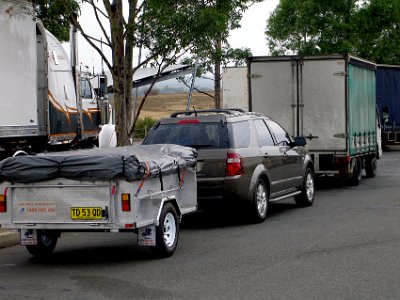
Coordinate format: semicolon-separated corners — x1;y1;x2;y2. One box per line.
223;55;380;185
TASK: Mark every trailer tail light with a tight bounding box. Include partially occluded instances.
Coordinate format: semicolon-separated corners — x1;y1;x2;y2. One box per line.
121;193;131;212
0;195;6;213
335;155;351;165
226;152;244;176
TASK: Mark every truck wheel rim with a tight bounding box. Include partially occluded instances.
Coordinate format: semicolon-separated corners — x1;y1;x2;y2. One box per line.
256;183;267;217
306;173;314;201
163;212;176;247
39;233;54;247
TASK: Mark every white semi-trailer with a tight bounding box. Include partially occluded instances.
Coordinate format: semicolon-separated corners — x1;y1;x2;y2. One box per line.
0;0;100;157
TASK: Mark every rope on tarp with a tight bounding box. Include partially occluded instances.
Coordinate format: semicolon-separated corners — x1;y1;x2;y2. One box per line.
135;162;150;197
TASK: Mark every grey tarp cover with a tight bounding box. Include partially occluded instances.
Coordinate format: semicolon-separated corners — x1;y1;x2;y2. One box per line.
0;144;197;183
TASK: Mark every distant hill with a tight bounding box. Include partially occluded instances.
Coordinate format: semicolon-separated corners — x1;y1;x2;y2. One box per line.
92;68;214;96
149;76;214;95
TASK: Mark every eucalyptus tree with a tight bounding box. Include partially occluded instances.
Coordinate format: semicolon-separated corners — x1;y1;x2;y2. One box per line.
181;0;262;109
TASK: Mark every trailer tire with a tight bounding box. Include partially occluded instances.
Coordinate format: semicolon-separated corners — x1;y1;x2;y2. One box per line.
26;230;58;258
365;156;377;178
152;203;179;258
295;168;315;207
350;158;362;186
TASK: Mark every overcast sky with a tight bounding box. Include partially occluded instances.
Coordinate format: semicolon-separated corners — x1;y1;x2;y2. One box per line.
228;0;279;56
74;0;279;74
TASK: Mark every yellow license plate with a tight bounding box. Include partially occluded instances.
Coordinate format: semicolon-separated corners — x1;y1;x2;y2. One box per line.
70;207;103;220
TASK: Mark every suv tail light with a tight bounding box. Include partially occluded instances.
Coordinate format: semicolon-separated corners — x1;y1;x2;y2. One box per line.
226;152;244;176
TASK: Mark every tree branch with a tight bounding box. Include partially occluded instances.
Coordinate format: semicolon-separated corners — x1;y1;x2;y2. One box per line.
87;0;112;46
69;14;113;73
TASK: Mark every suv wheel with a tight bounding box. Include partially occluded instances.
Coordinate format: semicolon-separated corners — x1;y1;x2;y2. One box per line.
295;168;315;207
250;179;268;223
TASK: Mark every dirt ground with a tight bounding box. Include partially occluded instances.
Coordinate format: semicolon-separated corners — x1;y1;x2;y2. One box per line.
139;92;215;120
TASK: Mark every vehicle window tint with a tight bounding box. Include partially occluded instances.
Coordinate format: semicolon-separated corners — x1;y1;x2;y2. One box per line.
254;119;274;146
265;120;291;145
227;121;250;148
143;122;228;148
80;78;92;99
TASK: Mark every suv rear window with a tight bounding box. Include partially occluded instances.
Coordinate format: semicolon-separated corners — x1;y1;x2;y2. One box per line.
143;122;228;149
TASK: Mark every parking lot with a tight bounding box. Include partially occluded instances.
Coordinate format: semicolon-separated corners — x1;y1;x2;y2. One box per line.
0;149;400;299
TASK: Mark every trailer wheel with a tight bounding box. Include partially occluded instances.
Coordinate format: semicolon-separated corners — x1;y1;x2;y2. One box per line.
365;156;377;178
295;168;315;207
249;178;268;223
152;203;179;258
26;230;58;258
350;158;362;186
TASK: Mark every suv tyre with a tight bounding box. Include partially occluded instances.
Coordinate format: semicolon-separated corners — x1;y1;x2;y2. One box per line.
250;178;268;223
295;168;315;207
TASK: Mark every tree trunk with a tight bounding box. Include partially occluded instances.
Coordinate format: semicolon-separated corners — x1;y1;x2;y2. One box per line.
109;1;130;146
214;39;222;109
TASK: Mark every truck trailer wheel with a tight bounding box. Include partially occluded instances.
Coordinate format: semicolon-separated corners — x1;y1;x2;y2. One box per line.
350;158;362;186
152;203;179;258
26;230;58;258
365;156;377;178
295;168;315;207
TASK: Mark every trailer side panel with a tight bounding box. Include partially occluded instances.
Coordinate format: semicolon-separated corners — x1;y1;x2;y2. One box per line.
0;2;38;131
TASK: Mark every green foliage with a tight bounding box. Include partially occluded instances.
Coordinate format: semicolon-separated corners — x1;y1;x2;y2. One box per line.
266;0;357;56
134;117;157;139
266;0;400;64
33;0;79;42
179;1;261;65
354;0;400;64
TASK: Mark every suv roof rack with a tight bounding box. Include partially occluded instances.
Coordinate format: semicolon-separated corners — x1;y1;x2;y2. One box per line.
170;108;246;118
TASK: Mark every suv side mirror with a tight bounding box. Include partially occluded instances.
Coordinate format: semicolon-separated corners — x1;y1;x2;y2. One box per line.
292;136;307;147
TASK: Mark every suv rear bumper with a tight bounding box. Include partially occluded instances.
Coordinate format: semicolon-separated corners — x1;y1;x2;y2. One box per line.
197;175;252;203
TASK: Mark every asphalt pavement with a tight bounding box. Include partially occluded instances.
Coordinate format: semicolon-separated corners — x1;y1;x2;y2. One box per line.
0;147;395;250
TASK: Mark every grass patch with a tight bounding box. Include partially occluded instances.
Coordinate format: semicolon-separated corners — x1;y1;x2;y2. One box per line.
134;116;158;139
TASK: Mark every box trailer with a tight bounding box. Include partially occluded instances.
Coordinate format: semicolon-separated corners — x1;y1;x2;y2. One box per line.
376;64;400;147
247;55;379;185
0;144;197;258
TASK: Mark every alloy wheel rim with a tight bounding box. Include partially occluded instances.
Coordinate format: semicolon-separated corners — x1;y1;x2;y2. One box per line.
163;212;177;247
256;183;267;217
306;173;314;201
